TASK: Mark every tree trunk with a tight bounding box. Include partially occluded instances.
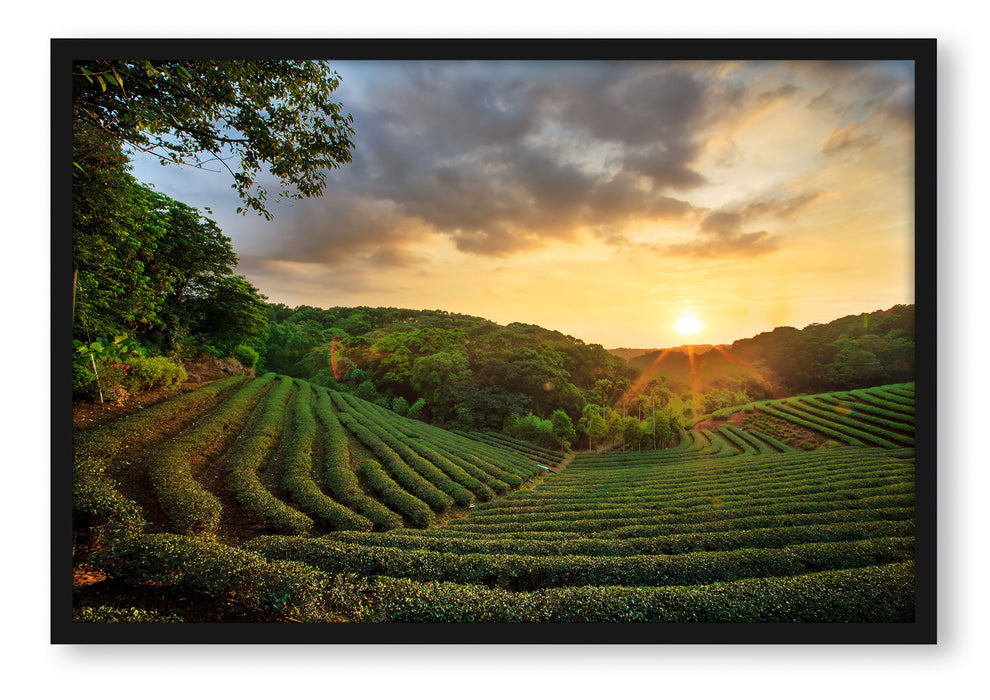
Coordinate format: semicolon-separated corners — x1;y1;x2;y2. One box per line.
72;268;78;324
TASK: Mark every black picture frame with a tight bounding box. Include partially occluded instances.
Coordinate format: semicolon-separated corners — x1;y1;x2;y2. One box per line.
53;37;936;645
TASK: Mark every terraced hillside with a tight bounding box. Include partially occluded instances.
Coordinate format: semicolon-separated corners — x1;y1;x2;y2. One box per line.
686;383;916;455
71;377;915;624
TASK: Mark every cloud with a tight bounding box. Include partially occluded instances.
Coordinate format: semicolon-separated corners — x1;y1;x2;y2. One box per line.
243;60;903;275
256;62;714;261
621;142;707;190
794;60;915;129
666;229;782;258
821;121;882;157
663;202;796;258
740;191;824;220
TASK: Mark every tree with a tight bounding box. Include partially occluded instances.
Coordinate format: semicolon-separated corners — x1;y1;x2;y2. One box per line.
589;414;609;452
73;60;355;219
594;379;613;417
550;409;577;451
73;127;268;356
182;275;269;356
623;415;644;451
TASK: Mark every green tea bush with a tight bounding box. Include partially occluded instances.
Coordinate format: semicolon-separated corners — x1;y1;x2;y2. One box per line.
357;459;435;528
232;343;260;369
327;517;913;557
802;396;914;434
783;400;908;448
123;355;188;393
93;533;331;620
73;376;248;538
74;606;185;623
250;535;913;591
848;389;916;417
337;394;508;502
718;426;758;455
744;428;796;453
759;404;866;447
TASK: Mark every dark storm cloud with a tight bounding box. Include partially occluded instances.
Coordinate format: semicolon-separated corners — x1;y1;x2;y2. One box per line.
258;192;430;267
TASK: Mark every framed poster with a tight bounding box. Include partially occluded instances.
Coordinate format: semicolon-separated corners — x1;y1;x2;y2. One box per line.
53;37;935;644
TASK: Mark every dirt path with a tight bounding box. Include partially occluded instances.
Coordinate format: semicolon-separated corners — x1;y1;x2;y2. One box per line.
551;453;575;473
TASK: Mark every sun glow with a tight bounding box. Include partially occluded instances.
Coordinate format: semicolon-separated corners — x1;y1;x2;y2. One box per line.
674;312;704;337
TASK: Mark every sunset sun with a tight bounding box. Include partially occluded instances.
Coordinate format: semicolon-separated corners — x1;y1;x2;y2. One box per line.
674;312;704;337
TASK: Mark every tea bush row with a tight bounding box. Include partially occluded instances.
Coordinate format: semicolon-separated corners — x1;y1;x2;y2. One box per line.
823;395;916;426
744;427;797;453
355;458;436;528
353;398;512;495
334;392;539;481
280;382;374;531
782;400;911;447
800;396;915;434
440;485;915;535
458;430;565;464
494;457;914;508
355;562;915;623
480;474;915;518
720;424;778;455
93;533;331;620
224;375;314;534
453;475;914;526
335;393;483;505
337;410;455;513
73;376;248;536
312;390;404;531
466;490;916;532
758;403;867;447
845;389;916;420
249;535;914;591
146;374;273;535
404;420;529;485
328;517;914;557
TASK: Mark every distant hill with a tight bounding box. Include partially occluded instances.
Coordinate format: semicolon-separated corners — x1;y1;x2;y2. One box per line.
618;305;914;398
607;348;655;361
259;303;632;431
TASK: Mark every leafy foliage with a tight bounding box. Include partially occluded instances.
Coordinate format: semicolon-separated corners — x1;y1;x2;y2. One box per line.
73;60;354;219
74;128;268;353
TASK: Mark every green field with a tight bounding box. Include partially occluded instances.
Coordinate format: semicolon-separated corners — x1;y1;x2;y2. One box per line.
72;377;915;623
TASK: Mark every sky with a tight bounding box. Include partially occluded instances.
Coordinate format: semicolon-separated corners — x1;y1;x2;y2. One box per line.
129;58;916;349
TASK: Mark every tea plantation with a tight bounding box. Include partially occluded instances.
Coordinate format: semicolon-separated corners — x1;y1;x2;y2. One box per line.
72;376;916;623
